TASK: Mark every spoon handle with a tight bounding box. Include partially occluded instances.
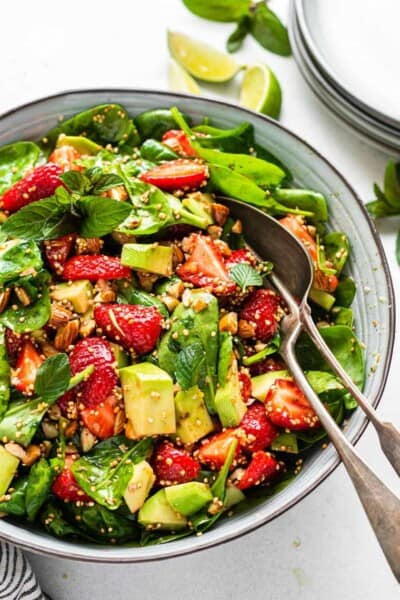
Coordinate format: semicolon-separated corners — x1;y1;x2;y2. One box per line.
301;303;400;477
279;320;400;583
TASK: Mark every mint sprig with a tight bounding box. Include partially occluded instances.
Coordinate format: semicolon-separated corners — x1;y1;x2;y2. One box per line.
229;262;263;291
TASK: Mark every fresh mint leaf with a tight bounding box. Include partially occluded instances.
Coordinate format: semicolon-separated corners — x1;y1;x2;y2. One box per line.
250;2;291;56
91;173;124;194
227;15;251;53
175;342;206;390
34;353;71;402
61;171;91;194
78;196;132;238
229;263;263;291
2;196;74;241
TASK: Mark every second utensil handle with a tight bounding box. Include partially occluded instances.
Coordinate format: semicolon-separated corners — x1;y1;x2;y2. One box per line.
301;303;400;477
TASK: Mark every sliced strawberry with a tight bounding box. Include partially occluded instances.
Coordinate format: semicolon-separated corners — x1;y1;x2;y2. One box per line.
248;356;286;377
52;457;91;503
94;303;162;355
161;130;198;157
240;402;278;452
69;338;117;408
224;249;257;270
81;397;115;439
152;441;200;486
1;163;63;213
11;340;43;395
44;234;76;275
62;255;131;281
197;429;243;470
265;379;320;431
177;234;236;296
140;159;208;191
239;371;252;404
279;215;338;293
49;146;83;171
237;451;280;490
240;288;281;342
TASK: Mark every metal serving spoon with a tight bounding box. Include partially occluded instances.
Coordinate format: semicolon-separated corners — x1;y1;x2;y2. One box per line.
223;197;400;581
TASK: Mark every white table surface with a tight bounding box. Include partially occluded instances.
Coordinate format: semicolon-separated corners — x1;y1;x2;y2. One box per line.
1;1;399;598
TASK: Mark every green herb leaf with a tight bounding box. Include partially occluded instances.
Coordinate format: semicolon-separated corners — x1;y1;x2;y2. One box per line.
182;0;251;22
25;458;55;521
250;2;291;56
229;263;263;291
34;353;71;402
90;172;124;194
226;15;251;53
77;196;132;238
0;142;41;195
1;196;74;241
61;170;91;194
243;333;280;366
175;343;206;390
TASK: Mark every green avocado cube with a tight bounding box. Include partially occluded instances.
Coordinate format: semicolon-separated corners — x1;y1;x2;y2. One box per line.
215;355;247;427
123;460;156;514
223;485;245;509
138;489;188;530
165;482;213;516
0;445;19;497
120;363;176;438
251;370;290;402
56;134;102;155
121;243;173;276
175;386;214;445
50;280;93;314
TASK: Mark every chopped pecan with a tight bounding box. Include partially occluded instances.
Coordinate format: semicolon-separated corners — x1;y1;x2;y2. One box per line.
0;288;11;314
64;420;78;439
207;225;223;240
49;302;73;328
79;316;96;338
238;319;256;339
211;202;230;226
81;427;97;453
14;287;31;306
93;279;117;303
54;318;80;351
40;341;59;358
171;244;184;267
219;311;238;334
112;231;136;245
75;237;104;255
24;445;41;466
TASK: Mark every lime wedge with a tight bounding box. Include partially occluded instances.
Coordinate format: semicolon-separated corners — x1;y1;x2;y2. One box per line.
240;64;282;119
168;59;201;95
168;30;241;83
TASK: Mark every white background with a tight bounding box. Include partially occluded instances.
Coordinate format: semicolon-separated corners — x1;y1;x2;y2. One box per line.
1;1;399;598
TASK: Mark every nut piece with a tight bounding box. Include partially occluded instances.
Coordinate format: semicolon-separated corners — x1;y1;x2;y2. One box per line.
81;427;97;453
211;203;230;226
238;319;256;339
136;271;159;292
104;186;128;201
54;319;80;351
93;279;117;303
64;421;78;439
14;287;31;306
24;445;41;466
207;225;223;240
75;237;103;255
113;408;126;436
49;302;73;328
171;244;184;268
161;295;179;313
0;288;11;314
79;316;96;338
167;279;185;299
40;341;59;358
41;420;59;439
219;312;238;335
5;442;27;462
231;219;243;234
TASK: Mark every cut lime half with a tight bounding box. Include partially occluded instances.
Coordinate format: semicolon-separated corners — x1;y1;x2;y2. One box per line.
168;59;201;95
240;64;282;119
168;30;241;83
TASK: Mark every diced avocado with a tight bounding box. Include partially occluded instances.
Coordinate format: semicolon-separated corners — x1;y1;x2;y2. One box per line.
224;485;245;509
56;134;102;155
0;445;19;497
251;370;291;402
121;243;173;276
309;288;336;311
181;194;213;226
215;347;246;427
138;489;188;530
123;460;156;514
175;386;214;444
120;363;176;437
165;482;213;516
51;280;93;314
110;343;130;368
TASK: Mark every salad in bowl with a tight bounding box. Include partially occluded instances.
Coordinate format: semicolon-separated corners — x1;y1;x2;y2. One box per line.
0;103;363;546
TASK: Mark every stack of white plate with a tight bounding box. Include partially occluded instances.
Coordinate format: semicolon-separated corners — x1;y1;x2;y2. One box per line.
289;0;400;154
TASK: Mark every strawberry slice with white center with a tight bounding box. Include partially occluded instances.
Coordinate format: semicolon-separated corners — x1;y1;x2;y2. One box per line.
265;378;320;431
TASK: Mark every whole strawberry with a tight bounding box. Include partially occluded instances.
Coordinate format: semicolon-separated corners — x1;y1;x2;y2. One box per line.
240;288;281;342
152;441;200;486
94;303;163;355
1;163;63;212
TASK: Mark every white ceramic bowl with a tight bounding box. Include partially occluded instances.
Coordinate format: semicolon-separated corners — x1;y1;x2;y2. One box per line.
0;90;394;562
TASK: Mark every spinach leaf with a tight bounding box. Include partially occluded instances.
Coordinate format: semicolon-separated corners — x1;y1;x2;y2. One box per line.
229;263;263;291
0;476;27;515
0;240;43;287
116;280;169;319
271;432;299;454
65;502;140;543
140;139;178;162
41;502;81;538
296;326;365;388
0;142;41;194
0;328;10;419
72;436;153;509
324;232;350;274
175;343;206;390
158;290;219;413
332;306;354;328
273;188;328;222
25;458;55;521
335;276;356;307
0;272;51;333
242;333;280;366
250;1;291;56
34;353;71;403
227;15;251;52
135;109;191;141
42;104;138;151
192;122;254;153
182;0;251;22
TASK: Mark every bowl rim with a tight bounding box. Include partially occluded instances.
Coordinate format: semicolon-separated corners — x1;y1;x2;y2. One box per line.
0;88;395;563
